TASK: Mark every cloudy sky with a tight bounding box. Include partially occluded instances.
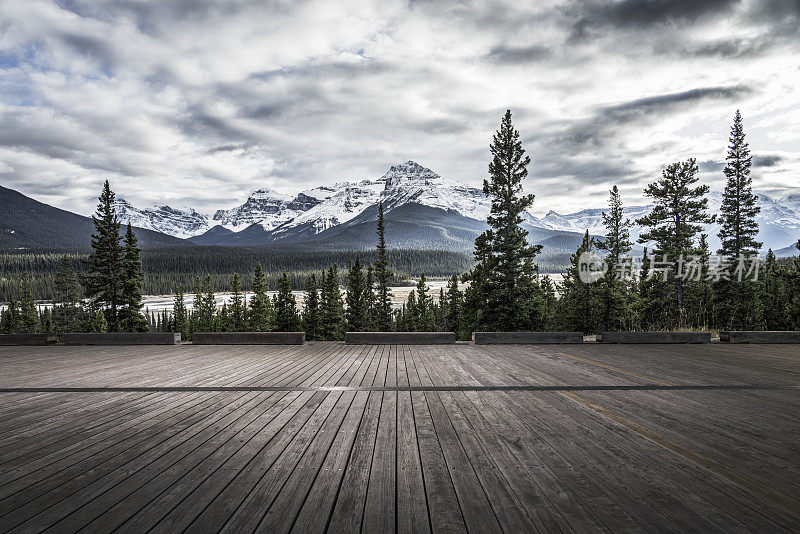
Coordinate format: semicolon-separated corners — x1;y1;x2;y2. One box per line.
0;0;798;216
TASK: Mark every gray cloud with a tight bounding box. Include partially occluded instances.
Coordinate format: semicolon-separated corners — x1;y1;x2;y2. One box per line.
0;0;796;217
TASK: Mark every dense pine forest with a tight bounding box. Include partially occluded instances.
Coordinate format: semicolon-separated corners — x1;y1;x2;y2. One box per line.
0;247;472;301
1;110;799;339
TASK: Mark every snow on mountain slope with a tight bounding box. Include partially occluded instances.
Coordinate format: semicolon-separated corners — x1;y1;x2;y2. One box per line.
117;160;800;252
113;198;210;238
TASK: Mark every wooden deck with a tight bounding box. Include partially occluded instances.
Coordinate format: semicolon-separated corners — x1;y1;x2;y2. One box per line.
0;342;799;533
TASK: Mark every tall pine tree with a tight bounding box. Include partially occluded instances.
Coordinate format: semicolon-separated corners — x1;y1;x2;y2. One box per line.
84;180;124;330
464;110;543;331
228;273;246;331
637;158;714;328
173;283;189;339
716;110;763;330
414;273;435;331
248;262;272;331
274;272;300;331
118;224;148;332
320;265;344;340
597;186;635;331
53;255;82;336
19;273;39;334
373;203;393;331
345;257;368;332
302;274;321;340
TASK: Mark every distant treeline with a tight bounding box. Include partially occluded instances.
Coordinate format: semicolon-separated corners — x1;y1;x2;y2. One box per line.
0;247;474;301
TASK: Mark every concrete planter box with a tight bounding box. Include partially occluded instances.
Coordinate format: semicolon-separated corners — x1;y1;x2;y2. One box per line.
346;332;456;345
599;331;711;344
720;331;800;344
473;332;584;344
0;334;57;346
192;332;305;345
63;333;181;345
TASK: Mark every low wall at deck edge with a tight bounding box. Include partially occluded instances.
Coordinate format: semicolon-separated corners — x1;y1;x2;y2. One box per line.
473;332;584;344
345;332;455;344
192;332;305;345
0;334;57;346
63;333;181;345
720;331;800;343
598;332;711;344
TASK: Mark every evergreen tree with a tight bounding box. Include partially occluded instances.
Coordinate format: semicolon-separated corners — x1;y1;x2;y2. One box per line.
274;272;300;331
464;110;543;331
19;273;39;333
173;283;189;339
539;275;558;329
196;275;216;332
636;158;714;328
320;265;344;340
719;110;761;258
228;273;246;331
302;274;321;340
118;224;148;332
762;250;791;330
1;299;21;334
40;307;53;334
53;256;82;336
83;180;124;330
789;240;800;329
364;266;377;330
685;234;714;328
345;257;368;332
557;231;602;334
248;262;273;331
403;291;418;332
445;274;465;339
91;309;108;333
217;302;230;331
715;110;763;330
437;287;447;332
414;273;435;331
190;277;203;334
597;186;635;331
373;203;393;331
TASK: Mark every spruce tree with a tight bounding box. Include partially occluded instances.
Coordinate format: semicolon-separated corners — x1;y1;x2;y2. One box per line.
19;273;39;334
228;273;246;331
373;202;393;331
91;309;108;333
190;277;202;334
445;274;464;339
762;250;791;330
248;262;272;331
789;240;800;329
719;110;761;258
556;231;602;334
464;110;543;331
414;273;435;331
345;257;368;332
715;110;762;330
404;291;418;332
320;265;344;340
274;272;300;331
364;266;377;330
173;283;189;339
302;274;321;340
53;256;82;336
196;275;216;332
84;180;124;330
118;224;148;332
1;299;20;334
636;158;714;328
597;186;635;331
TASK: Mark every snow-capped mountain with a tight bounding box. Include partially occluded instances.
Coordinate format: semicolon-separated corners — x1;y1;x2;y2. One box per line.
115;160;800;254
113;198;210;239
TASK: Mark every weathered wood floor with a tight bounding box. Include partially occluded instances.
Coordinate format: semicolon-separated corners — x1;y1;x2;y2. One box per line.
0;342;799;533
